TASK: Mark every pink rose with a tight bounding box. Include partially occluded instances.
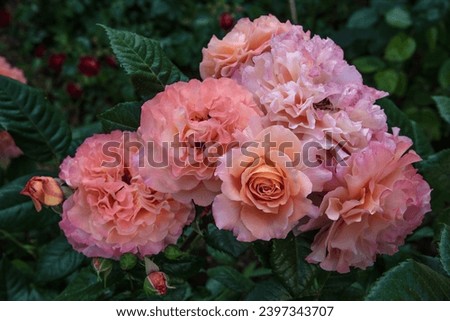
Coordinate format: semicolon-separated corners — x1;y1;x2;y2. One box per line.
0;131;22;163
239;29;387;161
299;129;431;273
213;125;331;242
0;56;27;84
200;15;301;79
59;131;194;259
138;78;262;206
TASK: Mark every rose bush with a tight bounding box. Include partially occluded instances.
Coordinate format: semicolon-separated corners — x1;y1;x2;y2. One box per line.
0;0;449;302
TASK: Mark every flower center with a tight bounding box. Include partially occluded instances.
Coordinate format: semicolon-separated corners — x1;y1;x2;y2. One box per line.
313;98;334;111
121;168;132;185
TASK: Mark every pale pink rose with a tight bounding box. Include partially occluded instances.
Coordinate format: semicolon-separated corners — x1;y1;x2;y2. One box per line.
299;129;431;273
0;56;26;163
59;131;194;259
200;15;304;79
0;56;27;84
239;28;387;162
138;78;262;206
213;125;331;242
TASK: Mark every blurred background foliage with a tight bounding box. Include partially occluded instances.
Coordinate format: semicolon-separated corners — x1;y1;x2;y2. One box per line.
0;0;449;300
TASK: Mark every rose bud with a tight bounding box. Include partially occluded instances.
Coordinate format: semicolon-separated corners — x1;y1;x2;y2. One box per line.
48;53;66;73
66;82;83;99
92;258;113;276
119;253;137;270
219;12;234;31
78;56;100;77
0;8;11;28
20;176;64;212
144;271;172;296
34;44;46;58
104;55;118;68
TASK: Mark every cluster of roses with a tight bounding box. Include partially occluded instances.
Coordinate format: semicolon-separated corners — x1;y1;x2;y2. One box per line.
17;15;431;274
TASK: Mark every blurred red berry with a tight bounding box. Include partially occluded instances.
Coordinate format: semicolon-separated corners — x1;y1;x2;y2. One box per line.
34;44;46;58
48;53;66;73
104;55;118;68
0;8;11;28
219;12;234;31
78;56;100;77
66;82;83;100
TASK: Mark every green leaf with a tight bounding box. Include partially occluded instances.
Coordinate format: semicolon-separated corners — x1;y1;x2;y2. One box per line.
245;279;292;300
374;69;399;93
98;101;141;132
353;56;385;73
318;272;366;300
206;224;249;258
438;59;450;89
0;76;71;162
4;260;43;300
207;266;254;293
419;149;450;210
270;234;319;298
56;268;105;300
5;156;37;181
347;8;378;29
366;260;450;300
36;236;85;282
0;175;57;232
439;225;450;276
68;122;102;156
101;25;188;98
385;7;412;29
154;253;205;279
405;107;442;141
378;99;434;157
432;96;450;124
384;33;416;62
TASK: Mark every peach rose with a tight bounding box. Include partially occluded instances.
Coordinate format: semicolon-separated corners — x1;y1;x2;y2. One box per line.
59;131;195;259
212;125;331;242
0;131;22;163
299;129;431;273
0;56;26;163
138;78;262;206
20;176;64;212
0;56;27;84
200;15;302;79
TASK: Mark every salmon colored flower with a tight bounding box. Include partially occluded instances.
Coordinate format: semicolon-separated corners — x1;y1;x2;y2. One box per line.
138;78;262;206
200;15;301;79
20;176;64;212
0;131;22;163
0;56;27;83
299;130;431;273
0;56;26;163
59;131;195;259
213;125;331;242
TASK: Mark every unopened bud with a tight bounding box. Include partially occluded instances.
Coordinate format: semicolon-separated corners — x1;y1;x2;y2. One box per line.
120;253;137;270
144;271;171;296
20;176;64;212
92;257;113;276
